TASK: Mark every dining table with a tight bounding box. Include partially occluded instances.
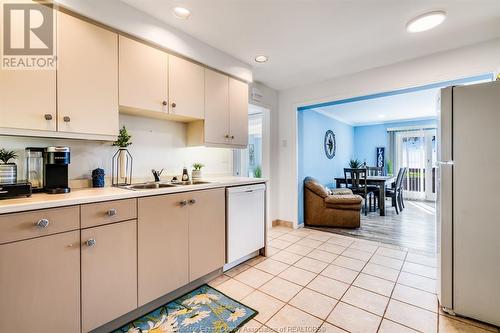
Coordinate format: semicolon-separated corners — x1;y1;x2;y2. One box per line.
334;175;396;216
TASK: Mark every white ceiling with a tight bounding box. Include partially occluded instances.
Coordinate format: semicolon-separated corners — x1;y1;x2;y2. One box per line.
313;88;440;126
119;0;500;90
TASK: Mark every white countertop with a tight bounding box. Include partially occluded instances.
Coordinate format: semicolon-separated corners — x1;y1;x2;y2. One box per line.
0;177;267;214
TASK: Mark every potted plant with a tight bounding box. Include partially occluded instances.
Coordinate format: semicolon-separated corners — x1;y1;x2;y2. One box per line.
192;163;204;179
386;159;394;176
112;126;133;185
348;159;362;169
253;165;262;178
0;149;18;184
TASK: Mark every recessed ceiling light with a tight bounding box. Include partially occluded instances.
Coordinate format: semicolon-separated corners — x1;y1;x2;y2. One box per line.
254;55;269;63
406;10;446;33
173;7;191;20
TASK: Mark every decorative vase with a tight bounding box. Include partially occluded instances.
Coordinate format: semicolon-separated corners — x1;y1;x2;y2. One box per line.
192;169;202;179
92;168;105;188
0;163;17;184
112;148;132;186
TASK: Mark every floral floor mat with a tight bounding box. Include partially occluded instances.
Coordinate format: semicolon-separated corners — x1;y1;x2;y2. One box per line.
112;284;257;333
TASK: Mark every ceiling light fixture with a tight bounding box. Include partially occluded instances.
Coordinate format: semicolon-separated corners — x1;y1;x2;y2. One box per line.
173;7;191;20
406;10;446;33
254;55;269;63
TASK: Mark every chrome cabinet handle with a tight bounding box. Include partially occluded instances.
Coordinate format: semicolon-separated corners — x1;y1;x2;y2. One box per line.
35;218;50;228
44;114;53;120
106;208;117;216
188;199;196;205
180;200;188;207
86;239;96;247
63;116;71;122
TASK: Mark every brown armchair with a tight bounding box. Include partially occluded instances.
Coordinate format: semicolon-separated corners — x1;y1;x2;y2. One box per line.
304;177;363;228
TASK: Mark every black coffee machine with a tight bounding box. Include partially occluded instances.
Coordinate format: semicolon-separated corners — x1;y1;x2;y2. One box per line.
44;146;71;194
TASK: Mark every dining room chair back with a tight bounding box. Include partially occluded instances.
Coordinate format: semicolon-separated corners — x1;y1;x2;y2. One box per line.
344;168;368;190
367;166;383;176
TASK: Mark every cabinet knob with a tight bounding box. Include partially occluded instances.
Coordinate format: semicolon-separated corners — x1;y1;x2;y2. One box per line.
35;218;50;228
171;102;177;108
231;135;235;139
225;134;230;139
188;199;196;205
162;101;167;106
44;114;53;120
180;200;188;207
106;208;117;216
63;116;71;122
86;239;96;247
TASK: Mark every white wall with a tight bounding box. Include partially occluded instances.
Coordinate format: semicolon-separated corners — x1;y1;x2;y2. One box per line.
0;114;233;185
56;0;252;82
277;38;500;227
249;82;280;222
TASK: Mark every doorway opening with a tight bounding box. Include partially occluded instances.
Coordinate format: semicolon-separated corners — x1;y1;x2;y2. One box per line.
297;73;493;253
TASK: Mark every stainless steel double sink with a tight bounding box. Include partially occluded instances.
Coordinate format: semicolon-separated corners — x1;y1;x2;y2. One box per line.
120;180;212;191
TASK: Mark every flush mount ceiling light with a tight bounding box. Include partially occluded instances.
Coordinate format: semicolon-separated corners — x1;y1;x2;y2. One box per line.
173;7;191;19
254;55;269;63
406;10;446;33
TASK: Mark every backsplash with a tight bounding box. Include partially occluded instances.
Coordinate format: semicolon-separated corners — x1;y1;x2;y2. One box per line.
0;114;234;186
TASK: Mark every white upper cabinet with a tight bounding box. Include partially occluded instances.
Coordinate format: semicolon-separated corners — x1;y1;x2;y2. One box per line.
168;55;205;119
57;12;118;137
119;36;168;113
204;68;230;145
228;77;249;147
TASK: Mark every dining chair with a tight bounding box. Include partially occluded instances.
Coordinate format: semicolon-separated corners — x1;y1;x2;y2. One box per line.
367;166;383;176
385;167;407;214
343;168;379;215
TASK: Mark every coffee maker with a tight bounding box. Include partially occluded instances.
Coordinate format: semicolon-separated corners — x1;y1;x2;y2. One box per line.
44;146;71;194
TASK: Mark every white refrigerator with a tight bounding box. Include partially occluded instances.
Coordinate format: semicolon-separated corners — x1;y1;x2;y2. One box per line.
437;80;500;326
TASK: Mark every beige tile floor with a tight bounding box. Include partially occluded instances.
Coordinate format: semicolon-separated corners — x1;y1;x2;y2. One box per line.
210;226;500;333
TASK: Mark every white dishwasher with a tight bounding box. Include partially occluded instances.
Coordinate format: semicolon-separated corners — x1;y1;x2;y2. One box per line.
225;183;266;270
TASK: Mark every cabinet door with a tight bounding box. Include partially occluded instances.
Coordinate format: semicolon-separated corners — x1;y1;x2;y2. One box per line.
229;78;249;146
138;193;189;306
119;36;168;113
0;231;80;333
169;55;204;119
204;69;229;144
0;70;56;131
81;220;137;332
57;12;118;136
188;188;225;281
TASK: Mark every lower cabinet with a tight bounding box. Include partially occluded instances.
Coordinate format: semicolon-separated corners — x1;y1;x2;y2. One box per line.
0;231;81;333
189;188;226;281
138;193;189;306
81;220;137;332
138;188;226;305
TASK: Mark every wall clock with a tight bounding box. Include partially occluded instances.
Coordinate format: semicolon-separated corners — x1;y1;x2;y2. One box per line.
324;130;336;159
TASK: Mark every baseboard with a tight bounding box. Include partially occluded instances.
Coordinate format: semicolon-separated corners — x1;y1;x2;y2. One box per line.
272;219;293;228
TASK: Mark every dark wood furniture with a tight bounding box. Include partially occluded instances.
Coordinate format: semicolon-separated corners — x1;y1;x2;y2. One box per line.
335;174;396;216
343;168;379;216
367;166;383;176
386;167;407;214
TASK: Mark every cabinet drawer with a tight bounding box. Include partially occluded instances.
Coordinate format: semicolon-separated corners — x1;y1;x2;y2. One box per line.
0;206;79;244
81;198;137;228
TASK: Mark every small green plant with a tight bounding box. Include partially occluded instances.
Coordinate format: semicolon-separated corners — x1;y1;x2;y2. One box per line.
253;165;262;178
112;126;132;148
192;163;205;171
349;159;362;168
0;149;17;164
386;159;393;175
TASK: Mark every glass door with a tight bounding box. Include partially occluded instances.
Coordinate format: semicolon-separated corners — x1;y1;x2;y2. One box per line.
239;112;263;178
395;128;437;201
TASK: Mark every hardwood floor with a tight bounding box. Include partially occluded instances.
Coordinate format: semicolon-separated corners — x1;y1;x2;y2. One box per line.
308;200;436;255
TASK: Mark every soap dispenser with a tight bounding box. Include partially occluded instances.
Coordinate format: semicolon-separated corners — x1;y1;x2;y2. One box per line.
181;167;190;181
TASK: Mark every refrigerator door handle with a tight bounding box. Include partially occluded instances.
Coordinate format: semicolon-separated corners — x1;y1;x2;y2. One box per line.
437;161;454;165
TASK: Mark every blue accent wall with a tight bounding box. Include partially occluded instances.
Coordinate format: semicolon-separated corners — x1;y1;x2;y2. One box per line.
297;111;354;224
353;118;437;166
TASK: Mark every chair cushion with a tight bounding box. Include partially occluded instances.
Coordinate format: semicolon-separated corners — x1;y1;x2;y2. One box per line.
330;188;353;195
325;194;363;209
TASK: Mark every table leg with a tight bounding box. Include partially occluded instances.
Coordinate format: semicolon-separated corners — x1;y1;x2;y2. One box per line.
336;179;341;188
379;182;386;216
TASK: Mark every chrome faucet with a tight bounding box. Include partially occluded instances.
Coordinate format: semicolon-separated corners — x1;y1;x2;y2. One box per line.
151;169;163;182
